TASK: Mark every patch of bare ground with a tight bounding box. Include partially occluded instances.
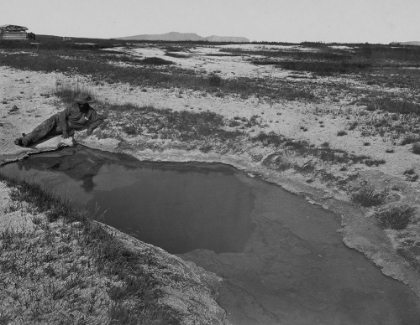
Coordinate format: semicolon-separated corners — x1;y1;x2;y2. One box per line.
2;40;420;321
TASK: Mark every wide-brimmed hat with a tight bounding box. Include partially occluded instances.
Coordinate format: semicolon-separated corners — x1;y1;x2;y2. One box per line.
74;93;95;104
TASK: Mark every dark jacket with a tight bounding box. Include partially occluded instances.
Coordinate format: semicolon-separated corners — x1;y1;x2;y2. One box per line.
59;103;103;132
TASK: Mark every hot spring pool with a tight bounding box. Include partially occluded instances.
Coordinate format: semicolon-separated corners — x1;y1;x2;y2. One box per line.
1;146;419;324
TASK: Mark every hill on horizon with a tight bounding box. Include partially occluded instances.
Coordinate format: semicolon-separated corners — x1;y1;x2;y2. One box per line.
117;31;249;43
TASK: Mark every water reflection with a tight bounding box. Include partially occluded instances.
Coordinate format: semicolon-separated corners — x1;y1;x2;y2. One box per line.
14;147;135;192
2;146;256;254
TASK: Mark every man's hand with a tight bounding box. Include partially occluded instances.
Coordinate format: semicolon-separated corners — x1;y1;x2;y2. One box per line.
86;128;93;136
62;130;69;139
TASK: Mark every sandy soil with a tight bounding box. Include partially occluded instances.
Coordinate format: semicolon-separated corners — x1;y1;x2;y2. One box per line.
1;43;420;321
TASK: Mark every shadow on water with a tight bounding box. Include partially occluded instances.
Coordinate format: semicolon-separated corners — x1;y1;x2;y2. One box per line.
1;146;255;254
1;145;420;324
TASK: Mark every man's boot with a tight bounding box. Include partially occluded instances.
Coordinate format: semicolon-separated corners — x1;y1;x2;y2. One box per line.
14;138;23;146
14;134;30;147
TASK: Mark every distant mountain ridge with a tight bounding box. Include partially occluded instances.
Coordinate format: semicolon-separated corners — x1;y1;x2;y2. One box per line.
117;31;249;43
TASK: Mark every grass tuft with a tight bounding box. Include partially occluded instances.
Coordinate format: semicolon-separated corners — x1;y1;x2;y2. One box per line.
208;73;222;87
412;142;420;154
375;205;416;230
53;80;94;104
252;131;285;147
348;122;358;131
351;185;387;207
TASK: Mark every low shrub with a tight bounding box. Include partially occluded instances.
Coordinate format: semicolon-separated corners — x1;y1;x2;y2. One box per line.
275;60;370;76
208;73;222;87
362;97;420;115
364;158;386;166
285;140;307;151
228;120;241;127
122;125;138;135
412;142;420;154
252;131;285;147
165;52;190;58
198;143;213;153
351;185;386;207
375;205;416;230
164;46;184;52
403;168;416;175
348;122;358;131
401;135;420;146
140;57;173;65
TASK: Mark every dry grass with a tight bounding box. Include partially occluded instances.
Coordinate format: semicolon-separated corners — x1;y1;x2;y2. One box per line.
53;78;94;104
0;173;180;325
375;205;416;230
0;48;317;102
351;185;387;207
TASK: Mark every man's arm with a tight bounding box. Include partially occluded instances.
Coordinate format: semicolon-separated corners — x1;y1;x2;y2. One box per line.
59;106;72;138
86;110;104;136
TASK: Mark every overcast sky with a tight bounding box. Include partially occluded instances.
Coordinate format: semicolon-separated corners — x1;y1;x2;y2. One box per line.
1;0;419;43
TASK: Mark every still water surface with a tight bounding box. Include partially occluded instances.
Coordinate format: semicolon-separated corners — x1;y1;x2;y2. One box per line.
1;146;420;324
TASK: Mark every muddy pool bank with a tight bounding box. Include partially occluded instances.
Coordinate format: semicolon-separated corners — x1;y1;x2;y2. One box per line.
2;145;420;325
